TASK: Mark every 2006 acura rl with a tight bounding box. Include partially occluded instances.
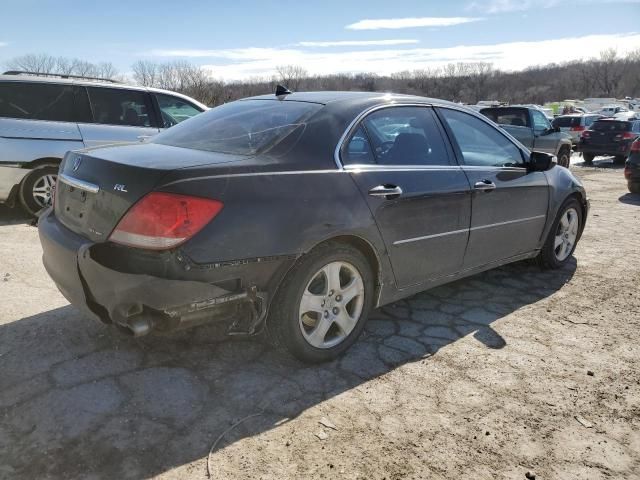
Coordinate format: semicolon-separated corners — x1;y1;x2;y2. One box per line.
39;90;588;362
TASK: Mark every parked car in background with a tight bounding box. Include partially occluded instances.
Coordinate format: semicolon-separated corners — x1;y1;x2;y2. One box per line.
613;111;640;121
552;114;603;145
579;118;640;165
0;71;207;215
480;106;573;167
598;105;628;116
39;91;588;362
624;139;640;193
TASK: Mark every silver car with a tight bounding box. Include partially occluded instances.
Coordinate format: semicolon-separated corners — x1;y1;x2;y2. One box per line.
0;71;207;215
552;114;603;145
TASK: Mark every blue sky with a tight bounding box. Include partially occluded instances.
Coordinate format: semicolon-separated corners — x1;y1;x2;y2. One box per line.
1;0;639;80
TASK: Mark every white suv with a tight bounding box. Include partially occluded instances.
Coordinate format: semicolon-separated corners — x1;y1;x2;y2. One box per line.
0;71;207;215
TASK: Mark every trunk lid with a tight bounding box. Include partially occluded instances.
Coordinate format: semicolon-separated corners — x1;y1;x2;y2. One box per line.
588;120;631;145
54;142;244;242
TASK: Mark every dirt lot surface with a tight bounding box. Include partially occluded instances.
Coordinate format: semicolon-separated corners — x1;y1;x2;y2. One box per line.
1;159;639;479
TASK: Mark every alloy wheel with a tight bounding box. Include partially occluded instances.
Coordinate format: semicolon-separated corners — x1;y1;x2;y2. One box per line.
32;173;57;208
298;261;365;349
554;207;579;261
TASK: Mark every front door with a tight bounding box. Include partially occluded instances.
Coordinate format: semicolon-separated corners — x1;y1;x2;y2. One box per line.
341;106;471;288
437;107;549;269
78;86;159;148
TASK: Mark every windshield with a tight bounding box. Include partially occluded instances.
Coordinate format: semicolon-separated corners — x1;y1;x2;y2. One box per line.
152;99;321;155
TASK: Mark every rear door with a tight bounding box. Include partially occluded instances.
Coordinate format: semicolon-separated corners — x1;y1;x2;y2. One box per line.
437;107;549;269
77;86;159;147
343;105;471;288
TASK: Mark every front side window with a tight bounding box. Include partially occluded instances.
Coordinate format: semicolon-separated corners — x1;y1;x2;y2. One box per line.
531;110;551;133
0;82;76;122
87;87;153;127
153;99;321;155
357;106;449;166
156;93;203;128
438;108;524;167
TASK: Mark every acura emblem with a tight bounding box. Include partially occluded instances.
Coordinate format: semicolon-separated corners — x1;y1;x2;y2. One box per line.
72;157;82;171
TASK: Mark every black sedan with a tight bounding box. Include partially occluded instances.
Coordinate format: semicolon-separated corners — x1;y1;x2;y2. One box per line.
579;118;640;165
39;91;589;362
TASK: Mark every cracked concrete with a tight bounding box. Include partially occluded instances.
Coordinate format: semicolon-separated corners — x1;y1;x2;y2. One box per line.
1;161;639;479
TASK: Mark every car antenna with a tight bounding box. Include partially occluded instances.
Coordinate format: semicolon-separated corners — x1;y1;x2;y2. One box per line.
275;84;292;97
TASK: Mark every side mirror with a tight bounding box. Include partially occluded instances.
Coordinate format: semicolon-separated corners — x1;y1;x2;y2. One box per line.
528;151;554;172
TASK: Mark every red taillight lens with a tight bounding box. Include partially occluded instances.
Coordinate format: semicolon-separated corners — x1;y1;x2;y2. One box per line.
631;140;640;153
581;130;592;138
109;192;223;250
622;131;637;140
570;125;585;132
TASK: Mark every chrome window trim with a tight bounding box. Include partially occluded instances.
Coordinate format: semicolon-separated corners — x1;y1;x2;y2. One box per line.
58;173;100;194
334;102;531;170
333;102;434;169
393;214;546;246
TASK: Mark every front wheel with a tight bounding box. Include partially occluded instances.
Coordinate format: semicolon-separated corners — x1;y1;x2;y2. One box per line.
266;242;374;363
614;155;627;165
582;153;595;165
558;147;571;168
19;164;58;216
537;198;583;269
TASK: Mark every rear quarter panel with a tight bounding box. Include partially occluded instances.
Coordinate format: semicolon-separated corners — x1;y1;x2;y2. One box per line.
157;169;394;294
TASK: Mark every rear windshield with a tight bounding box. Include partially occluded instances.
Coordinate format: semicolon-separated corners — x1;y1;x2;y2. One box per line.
153;99;321;155
480;108;529;128
591;120;631;132
553;116;581;128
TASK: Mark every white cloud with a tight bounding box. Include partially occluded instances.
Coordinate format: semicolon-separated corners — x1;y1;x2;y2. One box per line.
345;17;483;30
0;42;7;47
149;32;640;81
297;39;419;47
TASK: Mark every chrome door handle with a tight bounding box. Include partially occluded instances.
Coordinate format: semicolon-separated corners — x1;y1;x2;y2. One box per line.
474;180;496;191
368;184;403;199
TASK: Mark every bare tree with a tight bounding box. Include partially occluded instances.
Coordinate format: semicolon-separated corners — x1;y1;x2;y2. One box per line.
132;60;160;86
275;65;308;90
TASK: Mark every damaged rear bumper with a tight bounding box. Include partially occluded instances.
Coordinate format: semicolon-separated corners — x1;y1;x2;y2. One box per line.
38;209;291;337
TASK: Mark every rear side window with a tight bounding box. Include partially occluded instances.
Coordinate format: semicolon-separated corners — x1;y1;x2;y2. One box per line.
87;87;153;127
153;99;321;155
553;116;581;128
438;108;524;167
591;120;631;132
358;106;450;166
343;126;376;165
156;93;203;128
0;82;76;122
480;108;529;128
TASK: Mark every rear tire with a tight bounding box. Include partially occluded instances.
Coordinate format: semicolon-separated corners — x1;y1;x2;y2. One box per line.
582;153;594;165
266;242;375;363
558;147;571;168
614;155;626;165
19;164;58;217
629;183;640;194
537;198;583;269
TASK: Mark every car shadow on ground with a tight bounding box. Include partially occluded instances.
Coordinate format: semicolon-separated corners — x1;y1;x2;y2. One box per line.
0;204;32;226
619;192;640;205
0;258;576;478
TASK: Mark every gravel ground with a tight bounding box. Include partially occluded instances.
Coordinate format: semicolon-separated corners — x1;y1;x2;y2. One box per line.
1;158;639;479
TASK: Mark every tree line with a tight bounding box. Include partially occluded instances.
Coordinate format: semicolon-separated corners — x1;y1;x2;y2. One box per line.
4;49;639;107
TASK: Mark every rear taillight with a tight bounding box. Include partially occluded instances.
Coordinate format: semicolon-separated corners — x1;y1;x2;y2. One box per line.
631;139;640;153
622;131;637;140
109;192;223;250
570;125;585;132
581;130;592;138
